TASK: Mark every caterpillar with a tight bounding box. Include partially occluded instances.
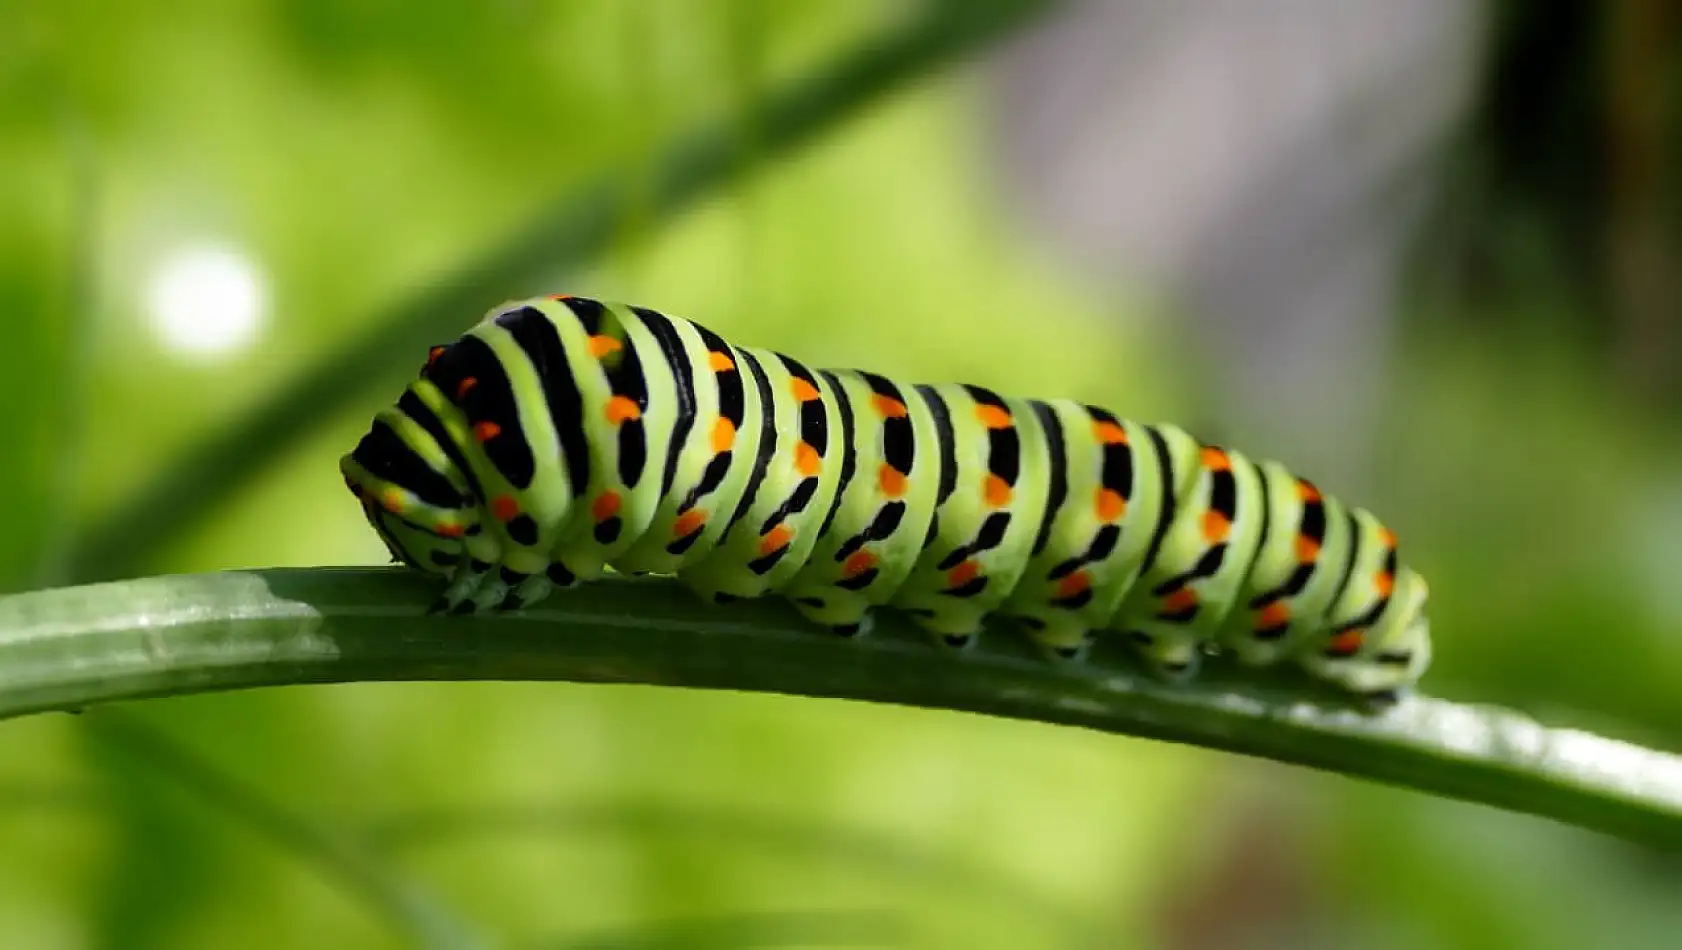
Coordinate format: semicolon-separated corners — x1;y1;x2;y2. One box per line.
341;295;1431;701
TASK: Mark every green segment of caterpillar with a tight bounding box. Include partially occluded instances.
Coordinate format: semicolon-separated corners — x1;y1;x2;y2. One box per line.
341;295;1432;700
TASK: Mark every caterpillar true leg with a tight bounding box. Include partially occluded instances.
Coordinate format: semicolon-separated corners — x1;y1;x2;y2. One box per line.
426;557;495;615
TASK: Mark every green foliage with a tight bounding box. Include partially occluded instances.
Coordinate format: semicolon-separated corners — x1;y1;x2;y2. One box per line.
4;1;1682;948
81;711;485;950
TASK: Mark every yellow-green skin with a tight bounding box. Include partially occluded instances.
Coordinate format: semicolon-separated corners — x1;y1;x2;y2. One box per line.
343;296;1432;700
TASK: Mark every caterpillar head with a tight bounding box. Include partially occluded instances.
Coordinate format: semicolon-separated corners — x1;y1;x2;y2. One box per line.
340;408;479;577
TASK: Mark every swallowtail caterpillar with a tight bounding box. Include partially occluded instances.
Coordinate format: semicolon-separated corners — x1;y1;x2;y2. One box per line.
342;295;1431;701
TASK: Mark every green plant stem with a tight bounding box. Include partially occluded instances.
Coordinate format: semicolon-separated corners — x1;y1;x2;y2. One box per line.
63;0;1060;586
3;569;1680;848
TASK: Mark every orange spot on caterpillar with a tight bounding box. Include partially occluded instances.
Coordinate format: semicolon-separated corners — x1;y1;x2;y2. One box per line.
711;417;736;453
1200;446;1231;472
1201;509;1231;543
795;442;821;477
672;508;707;538
842;550;877;579
549;293;573;300
1255;601;1290;630
380;489;406;514
1096;488;1126;522
1297;480;1322;502
878;464;908;499
472;420;501;443
1056;570;1091;600
588;335;621;359
872;394;908;418
975;404;1012;429
1375;571;1395;598
1327;628;1364;656
759;523;794;556
435;522;465;538
790;377;821;402
708;350;735;372
947;559;981;588
984;474;1013;507
1295;535;1321;563
1379;526;1397;548
491;495;520;522
1160;587;1198;614
591;491;621;523
606;396;641;424
427;346;446;366
1093;420;1128;445
456;377;478;399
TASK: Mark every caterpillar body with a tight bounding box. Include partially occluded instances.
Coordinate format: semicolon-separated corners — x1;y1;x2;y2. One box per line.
341;295;1431;700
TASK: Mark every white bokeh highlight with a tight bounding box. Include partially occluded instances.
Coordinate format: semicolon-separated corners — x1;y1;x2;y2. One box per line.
144;244;268;359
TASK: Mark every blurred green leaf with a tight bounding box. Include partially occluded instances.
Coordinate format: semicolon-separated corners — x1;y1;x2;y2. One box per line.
538;909;900;949
2;568;1680;850
1329;787;1682;950
79;709;487;950
63;0;1062;586
0;106;94;594
0;271;63;593
366;800;1094;944
0;791;1100;945
79;726;238;950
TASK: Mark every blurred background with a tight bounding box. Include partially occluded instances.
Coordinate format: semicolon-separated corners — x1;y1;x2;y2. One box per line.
3;0;1682;947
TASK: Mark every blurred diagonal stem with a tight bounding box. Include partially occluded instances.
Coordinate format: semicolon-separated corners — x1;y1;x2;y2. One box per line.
36;104;100;590
64;0;1061;585
82;708;489;950
534;909;900;949
367;800;1094;943
3;569;1682;850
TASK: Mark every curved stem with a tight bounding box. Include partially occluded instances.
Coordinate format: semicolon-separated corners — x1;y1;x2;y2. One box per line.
4;568;1680;848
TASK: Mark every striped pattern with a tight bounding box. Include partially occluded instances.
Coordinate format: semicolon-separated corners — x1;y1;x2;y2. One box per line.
342;295;1432;700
